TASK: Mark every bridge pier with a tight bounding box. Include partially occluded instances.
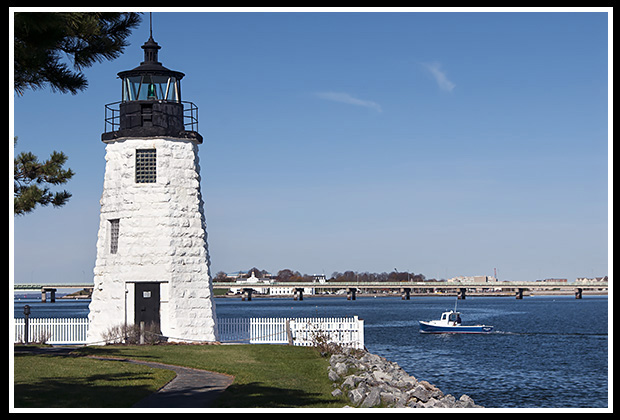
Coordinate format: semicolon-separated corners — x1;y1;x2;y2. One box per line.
347;288;357;301
242;288;253;301
515;288;524;299
41;287;57;303
294;288;304;301
400;288;411;300
457;288;466;300
575;288;583;299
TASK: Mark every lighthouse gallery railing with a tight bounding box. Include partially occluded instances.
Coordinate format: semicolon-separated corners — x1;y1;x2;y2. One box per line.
103;100;199;135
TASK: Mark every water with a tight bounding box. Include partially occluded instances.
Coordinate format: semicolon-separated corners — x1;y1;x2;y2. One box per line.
13;294;608;408
13;296;90;319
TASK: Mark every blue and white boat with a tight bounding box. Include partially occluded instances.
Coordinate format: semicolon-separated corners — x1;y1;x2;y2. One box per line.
419;310;493;334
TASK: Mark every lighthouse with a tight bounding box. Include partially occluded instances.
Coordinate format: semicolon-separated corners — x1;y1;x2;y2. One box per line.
87;32;218;344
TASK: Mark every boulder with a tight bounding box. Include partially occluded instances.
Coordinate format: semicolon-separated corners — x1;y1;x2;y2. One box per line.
360;388;382;408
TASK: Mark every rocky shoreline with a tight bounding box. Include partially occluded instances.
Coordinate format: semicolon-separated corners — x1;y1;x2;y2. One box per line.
328;348;482;408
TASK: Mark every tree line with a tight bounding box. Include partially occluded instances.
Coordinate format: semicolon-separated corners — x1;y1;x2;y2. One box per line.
213;268;439;283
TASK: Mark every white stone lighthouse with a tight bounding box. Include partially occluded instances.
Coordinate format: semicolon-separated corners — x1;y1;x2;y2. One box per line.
87;34;218;344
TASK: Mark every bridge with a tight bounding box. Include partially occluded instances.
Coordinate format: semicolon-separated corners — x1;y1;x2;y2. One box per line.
212;280;608;301
14;284;94;302
14;281;607;302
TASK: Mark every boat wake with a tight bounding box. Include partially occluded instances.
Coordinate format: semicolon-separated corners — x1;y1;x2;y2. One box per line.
493;331;607;337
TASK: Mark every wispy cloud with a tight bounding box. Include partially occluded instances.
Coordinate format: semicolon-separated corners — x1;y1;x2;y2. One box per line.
422;62;456;92
314;91;383;113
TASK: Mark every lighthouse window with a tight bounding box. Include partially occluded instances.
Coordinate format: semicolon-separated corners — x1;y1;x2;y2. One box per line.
109;219;119;254
122;75;180;102
135;149;157;183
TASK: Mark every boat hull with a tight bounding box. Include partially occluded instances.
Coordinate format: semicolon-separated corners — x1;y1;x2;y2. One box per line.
419;321;493;334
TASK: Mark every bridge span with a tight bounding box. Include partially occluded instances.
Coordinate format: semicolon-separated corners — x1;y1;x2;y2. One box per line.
14;284;94;302
214;280;607;301
14;281;607;302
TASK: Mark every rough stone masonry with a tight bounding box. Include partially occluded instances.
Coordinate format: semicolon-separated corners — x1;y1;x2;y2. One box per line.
87;138;218;344
328;348;482;408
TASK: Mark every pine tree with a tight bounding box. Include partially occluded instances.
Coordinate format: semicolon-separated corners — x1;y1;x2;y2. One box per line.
14;12;141;95
13;12;141;215
13;139;75;215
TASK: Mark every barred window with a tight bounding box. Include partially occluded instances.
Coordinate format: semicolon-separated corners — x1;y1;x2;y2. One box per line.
109;219;119;254
135;149;156;183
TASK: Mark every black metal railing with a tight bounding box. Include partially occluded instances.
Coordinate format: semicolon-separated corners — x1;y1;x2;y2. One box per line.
103;100;200;135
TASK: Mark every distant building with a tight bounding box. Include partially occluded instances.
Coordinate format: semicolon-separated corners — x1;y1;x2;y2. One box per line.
227;270;324;295
225;269;274;280
448;275;497;283
228;271;272;294
270;285;316;296
313;274;327;283
575;276;607;284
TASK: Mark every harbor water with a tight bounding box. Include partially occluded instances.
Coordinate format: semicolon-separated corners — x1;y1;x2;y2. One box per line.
13;294;608;408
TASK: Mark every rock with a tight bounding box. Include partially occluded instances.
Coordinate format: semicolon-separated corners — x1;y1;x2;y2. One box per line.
355;382;370;396
380;392;396;406
422;397;442;408
457;394;482;408
418;380;443;399
409;383;432;402
328;368;340;382
361;388;382;408
330;354;346;365
395;376;417;390
331;388;343;398
441;394;456;407
334;362;349;376
348;388;365;405
342;375;363;389
372;369;393;384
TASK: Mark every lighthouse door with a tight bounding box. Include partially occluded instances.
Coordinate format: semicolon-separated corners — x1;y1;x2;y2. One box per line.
135;282;161;328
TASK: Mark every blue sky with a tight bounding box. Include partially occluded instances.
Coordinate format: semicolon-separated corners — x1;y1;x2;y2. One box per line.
11;9;610;284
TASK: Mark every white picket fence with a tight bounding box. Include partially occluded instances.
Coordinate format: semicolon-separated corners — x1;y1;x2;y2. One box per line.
14;318;89;345
13;316;365;349
218;316;365;349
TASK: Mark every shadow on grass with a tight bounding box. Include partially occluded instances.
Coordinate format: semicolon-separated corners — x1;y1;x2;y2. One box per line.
73;346;163;360
214;381;337;408
13;353;165;408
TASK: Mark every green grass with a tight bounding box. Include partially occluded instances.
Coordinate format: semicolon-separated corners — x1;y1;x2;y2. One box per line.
14;344;348;408
13;351;176;408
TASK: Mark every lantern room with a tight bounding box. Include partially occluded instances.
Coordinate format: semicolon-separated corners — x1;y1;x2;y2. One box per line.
102;35;201;143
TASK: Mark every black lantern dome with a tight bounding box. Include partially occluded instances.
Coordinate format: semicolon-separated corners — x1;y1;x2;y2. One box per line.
102;35;201;143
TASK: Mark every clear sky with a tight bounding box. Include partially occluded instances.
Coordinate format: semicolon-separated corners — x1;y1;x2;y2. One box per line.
11;9;610;285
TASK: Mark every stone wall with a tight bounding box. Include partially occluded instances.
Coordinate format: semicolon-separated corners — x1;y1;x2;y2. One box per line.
328;348;482;408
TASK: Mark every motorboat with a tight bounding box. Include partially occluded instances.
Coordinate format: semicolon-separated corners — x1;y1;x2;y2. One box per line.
419;310;493;334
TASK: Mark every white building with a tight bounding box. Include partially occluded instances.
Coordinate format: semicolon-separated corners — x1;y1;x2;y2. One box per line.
575;277;607;284
448;275;498;283
269;285;315;296
87;35;217;344
229;271;272;295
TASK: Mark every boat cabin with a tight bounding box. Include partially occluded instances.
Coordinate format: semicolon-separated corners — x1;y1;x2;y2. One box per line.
440;310;462;326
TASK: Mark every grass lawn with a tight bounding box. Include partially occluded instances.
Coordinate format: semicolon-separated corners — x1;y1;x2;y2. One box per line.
13;344;347;408
13;351;176;408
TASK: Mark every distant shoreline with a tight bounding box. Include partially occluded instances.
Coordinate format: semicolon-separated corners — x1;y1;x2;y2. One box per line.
215;290;607;299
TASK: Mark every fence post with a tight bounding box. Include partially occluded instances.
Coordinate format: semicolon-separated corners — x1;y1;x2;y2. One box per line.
139;321;145;345
355;316;364;350
286;319;293;345
23;305;31;345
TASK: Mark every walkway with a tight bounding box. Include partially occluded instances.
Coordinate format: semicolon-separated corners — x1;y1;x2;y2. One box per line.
129;360;234;408
14;346;234;408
